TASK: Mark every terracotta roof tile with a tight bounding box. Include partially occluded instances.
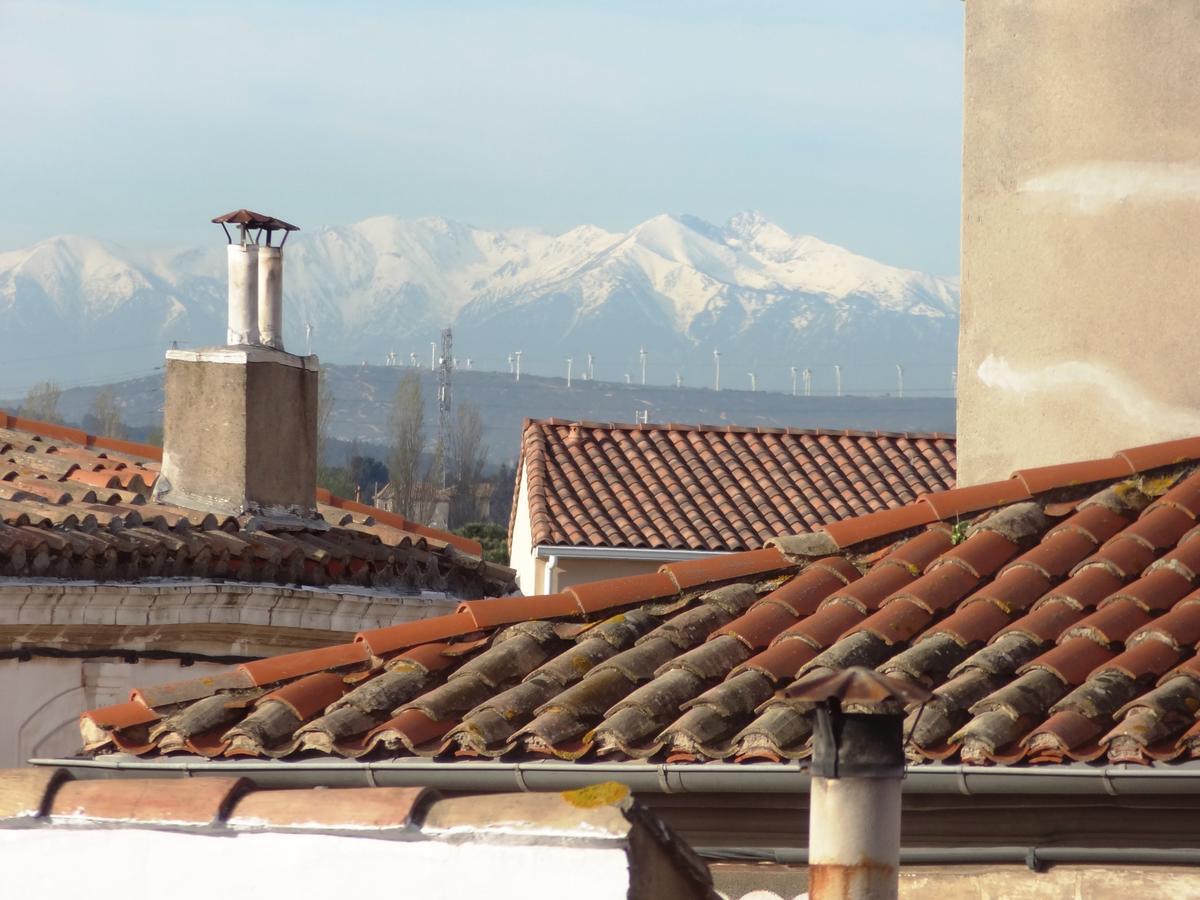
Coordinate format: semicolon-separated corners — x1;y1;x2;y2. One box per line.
48;776;247;826
238;641;371;686
819;500;939;549
228;786;432;832
0;415;514;595
660;547;792;591
1013;457;1134;494
515;419;956;552
77;437;1200;770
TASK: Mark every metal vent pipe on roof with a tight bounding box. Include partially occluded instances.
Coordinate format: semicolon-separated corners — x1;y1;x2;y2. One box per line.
791;668;931;900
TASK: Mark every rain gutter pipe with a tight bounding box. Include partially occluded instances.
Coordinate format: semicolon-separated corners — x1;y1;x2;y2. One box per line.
697;846;1200;872
31;757;1200;797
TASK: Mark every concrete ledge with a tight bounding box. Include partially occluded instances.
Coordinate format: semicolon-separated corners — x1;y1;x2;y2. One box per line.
165;346;319;370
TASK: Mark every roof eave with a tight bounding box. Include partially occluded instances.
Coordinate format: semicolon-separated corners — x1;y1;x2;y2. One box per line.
34;755;1200;797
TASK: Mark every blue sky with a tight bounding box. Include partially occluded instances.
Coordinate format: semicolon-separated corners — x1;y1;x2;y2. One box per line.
0;1;964;274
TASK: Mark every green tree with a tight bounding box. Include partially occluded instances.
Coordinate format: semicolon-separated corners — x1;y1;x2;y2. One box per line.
455;522;509;564
20;380;63;424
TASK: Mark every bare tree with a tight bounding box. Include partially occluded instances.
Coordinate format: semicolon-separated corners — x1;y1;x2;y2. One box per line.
388;371;426;519
447;403;487;528
89;386;124;438
20;381;63;424
317;370;336;467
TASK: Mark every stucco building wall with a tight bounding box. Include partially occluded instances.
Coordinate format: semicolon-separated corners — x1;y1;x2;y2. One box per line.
957;0;1200;484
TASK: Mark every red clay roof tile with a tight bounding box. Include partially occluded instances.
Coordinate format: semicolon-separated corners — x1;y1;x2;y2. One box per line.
356;611;483;656
81;699;158;730
567;571;679;614
228;786;432;831
919;479;1032;520
854;598;932;645
1013;458;1135;494
49;776;247;826
1096;639;1181;681
1115;437;1200;472
820;500;939;548
515;419;956;553
78;440;1200;772
238;641;371;686
261;671;348;719
1024;638;1116;685
0;416;514;594
972;565;1053;613
934;530;1019;579
929;597;1013;645
659;547;792;591
459;593;581;629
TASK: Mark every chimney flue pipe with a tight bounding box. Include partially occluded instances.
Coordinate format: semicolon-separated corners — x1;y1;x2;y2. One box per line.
788;668;930;900
212;210;299;350
226;239;259;346
257;245;284;350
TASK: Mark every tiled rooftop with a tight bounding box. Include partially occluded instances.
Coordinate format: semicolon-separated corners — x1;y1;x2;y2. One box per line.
516;418;956;551
81;434;1200;768
0;413;515;596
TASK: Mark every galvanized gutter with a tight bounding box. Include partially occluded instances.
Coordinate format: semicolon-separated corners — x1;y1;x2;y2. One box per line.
699;846;1200;870
31;756;1200;796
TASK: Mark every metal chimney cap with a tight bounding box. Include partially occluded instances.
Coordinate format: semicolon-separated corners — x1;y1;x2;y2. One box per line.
785;667;931;706
212;209;300;232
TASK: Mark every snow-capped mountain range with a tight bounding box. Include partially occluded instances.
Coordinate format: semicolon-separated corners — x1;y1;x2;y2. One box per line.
0;212;958;395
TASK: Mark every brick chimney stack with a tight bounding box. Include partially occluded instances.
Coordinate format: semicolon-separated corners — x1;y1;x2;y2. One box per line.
156;210;318;517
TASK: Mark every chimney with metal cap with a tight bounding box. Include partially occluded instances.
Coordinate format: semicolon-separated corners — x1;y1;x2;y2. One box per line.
788;668;931;900
157;210;316;518
212;209;297;349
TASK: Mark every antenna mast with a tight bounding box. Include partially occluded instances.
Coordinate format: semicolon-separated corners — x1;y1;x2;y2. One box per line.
437;326;453;487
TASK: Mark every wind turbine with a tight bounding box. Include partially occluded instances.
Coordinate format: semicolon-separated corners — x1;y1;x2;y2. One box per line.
514;350;522;382
748;372;757;392
790;366;798;397
803;367;812;397
639;347;647;385
834;364;843;398
713;350;721;391
566;357;573;388
896;364;904;399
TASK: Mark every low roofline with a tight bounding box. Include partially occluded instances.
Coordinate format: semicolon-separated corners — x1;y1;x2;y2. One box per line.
1;412;482;557
35;755;1200;797
522;417;956;441
0;411;163;462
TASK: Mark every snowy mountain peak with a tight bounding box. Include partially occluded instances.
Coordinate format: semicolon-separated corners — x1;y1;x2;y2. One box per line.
0;213;958;394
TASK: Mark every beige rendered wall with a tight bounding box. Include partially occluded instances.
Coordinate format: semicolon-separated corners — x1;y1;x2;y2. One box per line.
0;657;229;768
551;556;665;592
958;1;1200;485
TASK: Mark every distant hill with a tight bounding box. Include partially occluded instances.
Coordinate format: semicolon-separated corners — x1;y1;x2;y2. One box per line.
7;365;955;467
0;211;957;397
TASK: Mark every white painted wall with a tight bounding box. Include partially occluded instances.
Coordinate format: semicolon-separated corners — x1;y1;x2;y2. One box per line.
509;462;539;593
0;829;634;900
